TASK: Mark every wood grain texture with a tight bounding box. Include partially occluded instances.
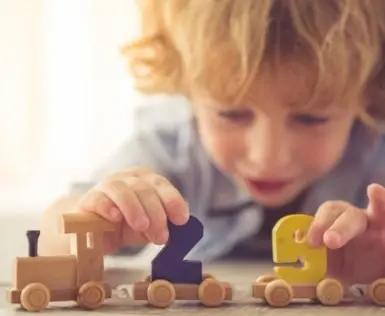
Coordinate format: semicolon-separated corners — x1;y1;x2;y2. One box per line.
1;260;385;315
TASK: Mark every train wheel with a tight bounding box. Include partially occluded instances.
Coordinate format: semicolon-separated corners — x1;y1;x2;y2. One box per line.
20;283;50;312
255;274;276;303
316;278;343;306
147;280;175;308
77;281;106;310
367;278;385;306
198;278;225;307
256;274;276;283
264;279;293;307
202;273;216;280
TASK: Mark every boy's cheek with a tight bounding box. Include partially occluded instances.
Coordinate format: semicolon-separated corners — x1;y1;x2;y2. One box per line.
199;133;244;174
297;128;350;173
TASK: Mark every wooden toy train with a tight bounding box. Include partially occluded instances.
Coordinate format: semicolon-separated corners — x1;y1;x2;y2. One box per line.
6;213;114;311
6;212;385;311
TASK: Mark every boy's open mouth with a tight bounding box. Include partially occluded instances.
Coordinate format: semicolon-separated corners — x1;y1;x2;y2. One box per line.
244;178;292;195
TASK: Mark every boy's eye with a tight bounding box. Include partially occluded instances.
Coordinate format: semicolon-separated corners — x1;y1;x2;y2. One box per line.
293;114;330;125
218;109;253;122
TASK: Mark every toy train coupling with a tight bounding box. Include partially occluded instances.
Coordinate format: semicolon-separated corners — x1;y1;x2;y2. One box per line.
26;230;40;257
116;284;131;299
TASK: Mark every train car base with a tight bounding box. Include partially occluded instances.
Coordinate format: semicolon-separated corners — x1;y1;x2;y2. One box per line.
132;274;232;308
252;274;385;307
6;281;112;312
252;274;345;307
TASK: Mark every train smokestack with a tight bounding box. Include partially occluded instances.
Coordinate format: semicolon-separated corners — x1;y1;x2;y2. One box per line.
26;230;40;257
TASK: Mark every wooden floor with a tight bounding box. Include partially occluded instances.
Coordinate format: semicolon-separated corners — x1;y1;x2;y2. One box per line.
1;260;385;315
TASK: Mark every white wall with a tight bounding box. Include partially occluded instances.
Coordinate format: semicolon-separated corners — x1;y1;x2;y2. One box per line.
0;0;145;284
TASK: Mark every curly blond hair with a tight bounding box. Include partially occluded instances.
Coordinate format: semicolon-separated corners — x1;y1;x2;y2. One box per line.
122;0;385;127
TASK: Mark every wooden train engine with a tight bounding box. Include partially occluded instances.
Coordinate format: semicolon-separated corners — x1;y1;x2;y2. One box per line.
6;212;116;312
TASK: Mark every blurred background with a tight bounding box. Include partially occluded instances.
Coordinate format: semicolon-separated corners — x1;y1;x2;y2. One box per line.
0;0;153;282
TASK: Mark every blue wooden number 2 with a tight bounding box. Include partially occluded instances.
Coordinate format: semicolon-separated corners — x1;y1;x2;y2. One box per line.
151;215;204;284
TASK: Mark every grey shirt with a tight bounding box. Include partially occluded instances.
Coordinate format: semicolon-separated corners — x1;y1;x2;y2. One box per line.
68;96;385;261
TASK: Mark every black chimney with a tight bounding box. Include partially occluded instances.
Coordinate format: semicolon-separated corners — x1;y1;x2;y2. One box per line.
26;230;40;257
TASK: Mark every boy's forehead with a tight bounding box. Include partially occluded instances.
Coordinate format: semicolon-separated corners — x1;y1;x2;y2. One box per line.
192;54;363;113
238;60;320;107
201;61;359;114
193;60;312;106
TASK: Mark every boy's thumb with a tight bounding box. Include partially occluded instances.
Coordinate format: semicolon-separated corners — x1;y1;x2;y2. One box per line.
366;183;385;224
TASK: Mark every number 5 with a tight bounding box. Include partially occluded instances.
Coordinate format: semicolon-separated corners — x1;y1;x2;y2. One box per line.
272;214;327;284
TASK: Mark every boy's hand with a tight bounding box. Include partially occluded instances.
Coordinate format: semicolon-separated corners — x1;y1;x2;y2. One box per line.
307;183;385;285
76;167;189;254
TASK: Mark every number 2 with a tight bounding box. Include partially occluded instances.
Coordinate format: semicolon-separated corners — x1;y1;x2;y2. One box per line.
151;215;204;284
272;214;327;284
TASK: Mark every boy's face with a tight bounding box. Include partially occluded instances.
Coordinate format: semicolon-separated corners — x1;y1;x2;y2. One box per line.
193;61;359;208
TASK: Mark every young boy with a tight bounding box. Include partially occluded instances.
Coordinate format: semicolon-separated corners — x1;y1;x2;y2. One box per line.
39;0;385;285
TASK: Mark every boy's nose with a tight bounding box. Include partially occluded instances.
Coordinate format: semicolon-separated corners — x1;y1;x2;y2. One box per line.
246;123;291;172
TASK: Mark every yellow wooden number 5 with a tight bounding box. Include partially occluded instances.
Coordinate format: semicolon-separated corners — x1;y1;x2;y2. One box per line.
272;214;327;284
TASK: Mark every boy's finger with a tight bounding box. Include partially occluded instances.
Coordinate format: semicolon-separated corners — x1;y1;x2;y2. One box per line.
78;190;123;223
99;180;150;231
323;207;367;249
367;183;385;225
307;201;345;247
132;180;169;245
123;166;155;177
121;227;148;247
145;174;190;226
